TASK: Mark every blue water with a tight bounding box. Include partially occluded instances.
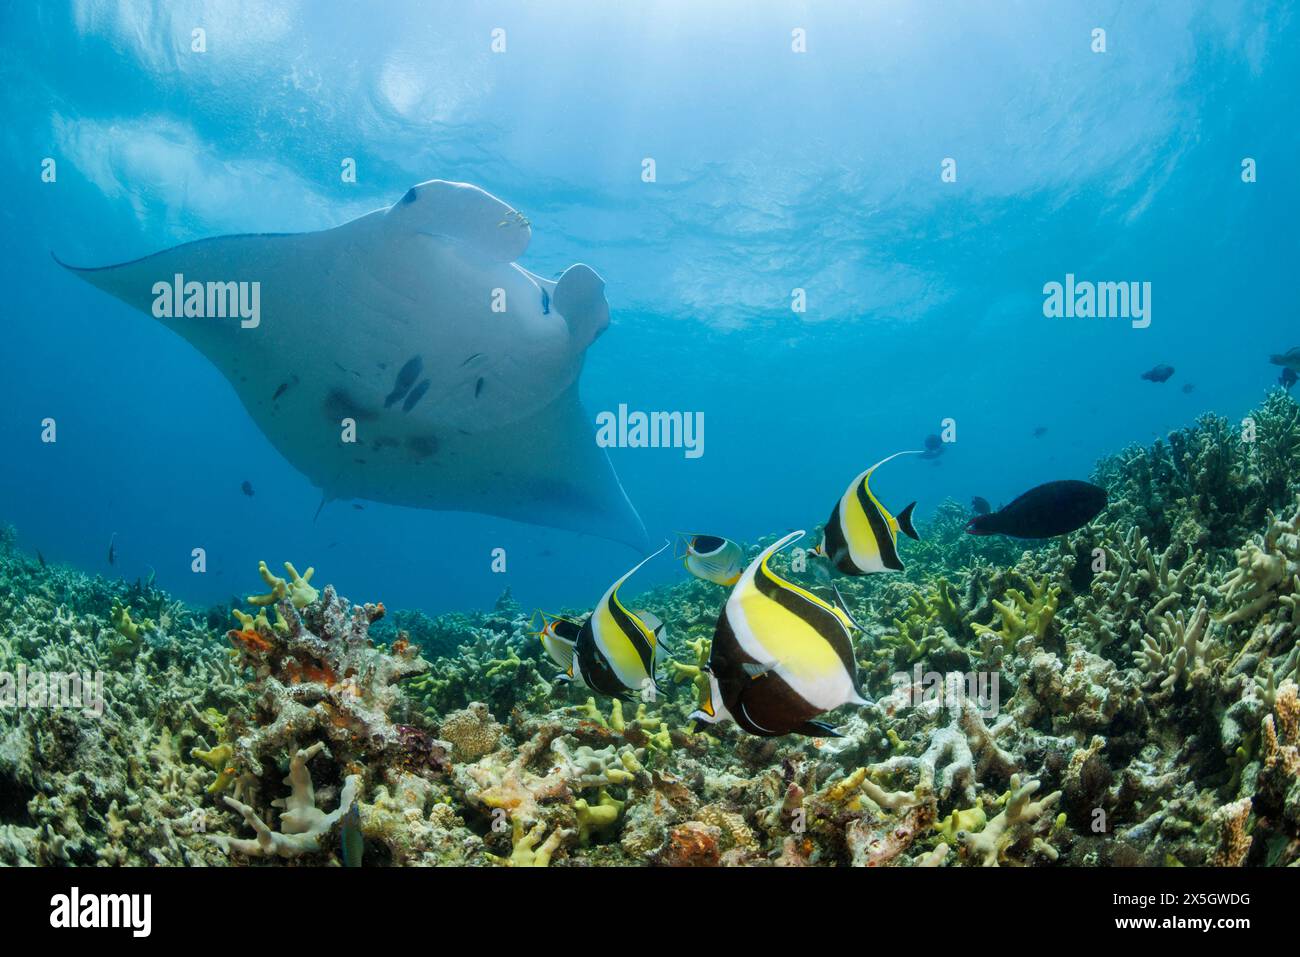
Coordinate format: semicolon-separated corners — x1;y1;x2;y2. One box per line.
1;1;1296;614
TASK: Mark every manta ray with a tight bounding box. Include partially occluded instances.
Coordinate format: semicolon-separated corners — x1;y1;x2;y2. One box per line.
59;179;648;549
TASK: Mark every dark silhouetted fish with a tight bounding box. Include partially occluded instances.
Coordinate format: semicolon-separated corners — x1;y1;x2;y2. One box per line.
1032;426;1048;438
241;480;255;496
352;503;365;510
383;355;423;408
919;433;943;461
1140;364;1175;383
971;496;991;516
401;379;431;413
1269;347;1300;372
966;480;1107;538
1182;383;1196;394
1281;368;1298;391
107;533;116;566
36;550;47;568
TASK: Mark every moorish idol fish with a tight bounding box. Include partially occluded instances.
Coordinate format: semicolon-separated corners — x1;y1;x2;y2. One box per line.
636;609;670;648
569;542;671;698
676;533;744;586
531;610;585;675
812;451;920;575
690;530;868;737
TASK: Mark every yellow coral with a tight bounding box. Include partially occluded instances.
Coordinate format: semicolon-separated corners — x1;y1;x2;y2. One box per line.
190;744;238;794
667;636;712;704
488;818;567;867
248;560;318;609
575;788;624;844
971;578;1060;652
110;600;154;643
935;805;987;844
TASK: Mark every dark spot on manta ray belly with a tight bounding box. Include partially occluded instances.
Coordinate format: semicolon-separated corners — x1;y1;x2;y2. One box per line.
324;388;377;421
406;435;439;459
527;478;587;507
475;377;485;398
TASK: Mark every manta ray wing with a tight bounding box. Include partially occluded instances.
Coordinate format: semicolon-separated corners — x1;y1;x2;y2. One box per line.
57;180;648;549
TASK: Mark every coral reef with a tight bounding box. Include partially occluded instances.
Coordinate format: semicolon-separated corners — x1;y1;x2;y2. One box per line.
2;389;1300;866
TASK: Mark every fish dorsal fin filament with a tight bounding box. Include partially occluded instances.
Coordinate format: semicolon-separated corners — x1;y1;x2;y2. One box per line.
752;531;854;632
854;449;926;493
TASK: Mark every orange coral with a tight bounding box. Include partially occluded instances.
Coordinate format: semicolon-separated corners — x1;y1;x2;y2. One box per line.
284;658;337;687
228;628;272;654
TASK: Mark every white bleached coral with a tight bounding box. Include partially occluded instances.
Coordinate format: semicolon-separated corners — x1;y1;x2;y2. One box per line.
210;742;359;859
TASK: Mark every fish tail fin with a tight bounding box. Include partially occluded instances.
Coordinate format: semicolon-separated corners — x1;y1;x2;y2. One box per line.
897;501;920;540
794;719;843;738
550;639;575;673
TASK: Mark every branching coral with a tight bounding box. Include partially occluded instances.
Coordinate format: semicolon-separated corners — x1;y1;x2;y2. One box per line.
248;560;319;610
960;774;1062;867
868;686;1018;805
1138;596;1217;692
970;577;1059;661
1219;495;1300;626
210;742;360;859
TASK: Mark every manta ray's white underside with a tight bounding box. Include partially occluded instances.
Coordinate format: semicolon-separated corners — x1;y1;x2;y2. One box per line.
60;179;648;549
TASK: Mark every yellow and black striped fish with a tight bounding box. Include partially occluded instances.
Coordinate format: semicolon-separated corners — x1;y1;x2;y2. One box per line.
690;530;867;737
676;533;744;586
815;451;920;575
570;542;670;699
